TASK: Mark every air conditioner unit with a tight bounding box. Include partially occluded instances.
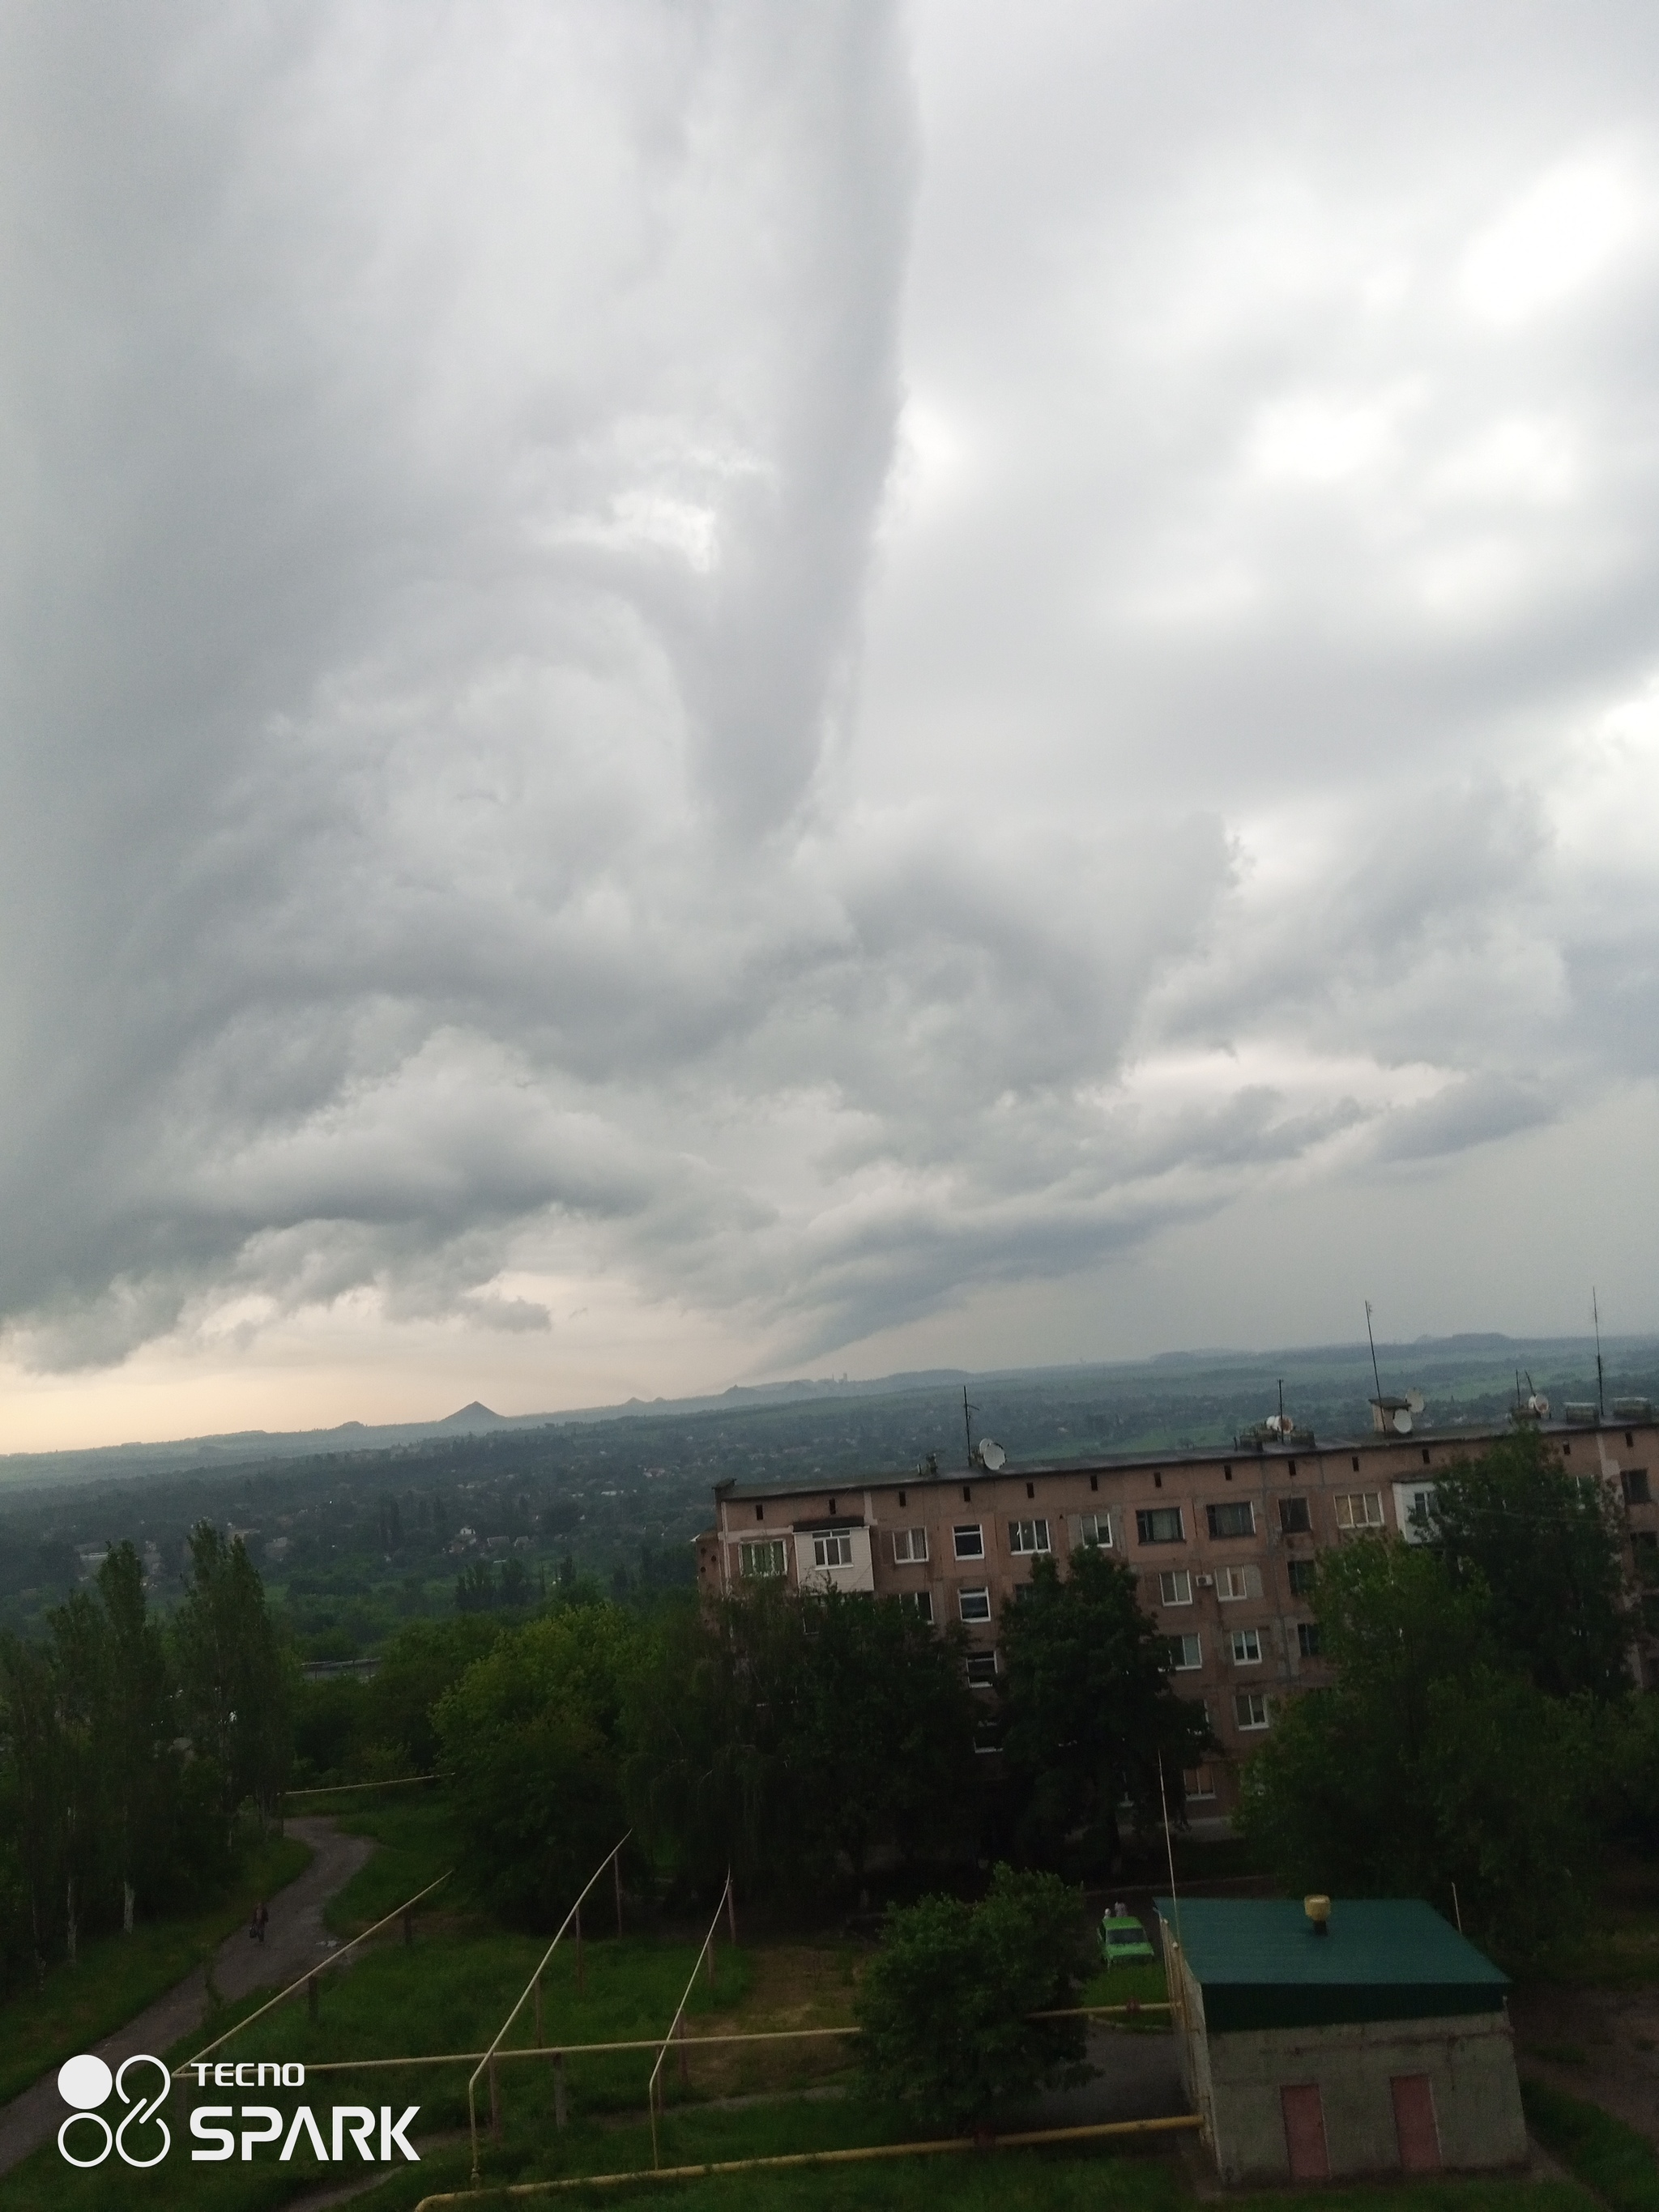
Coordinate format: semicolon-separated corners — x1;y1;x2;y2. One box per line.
1194;1574;1215;1588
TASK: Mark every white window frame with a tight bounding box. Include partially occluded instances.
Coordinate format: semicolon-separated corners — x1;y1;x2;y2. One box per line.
1158;1569;1193;1606
965;1652;998;1689
958;1586;992;1623
1166;1633;1202;1671
1206;1500;1256;1539
1335;1491;1385;1531
1009;1518;1051;1556
738;1538;787;1580
812;1530;854;1570
1183;1764;1217;1801
891;1527;929;1565
1228;1627;1262;1665
1077;1511;1112;1549
953;1524;985;1561
1235;1690;1270;1730
1217;1565;1260;1602
1136;1506;1186;1545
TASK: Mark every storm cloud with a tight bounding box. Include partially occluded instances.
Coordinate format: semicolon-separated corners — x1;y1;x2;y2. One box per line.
2;2;1657;1427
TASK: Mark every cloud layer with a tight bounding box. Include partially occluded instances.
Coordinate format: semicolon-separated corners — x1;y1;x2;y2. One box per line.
2;1;1657;1419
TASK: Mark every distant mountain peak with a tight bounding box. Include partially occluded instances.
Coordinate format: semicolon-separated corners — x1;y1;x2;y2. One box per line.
437;1400;506;1427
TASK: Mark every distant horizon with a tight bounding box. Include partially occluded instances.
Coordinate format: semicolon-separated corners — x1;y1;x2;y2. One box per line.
6;1323;1655;1468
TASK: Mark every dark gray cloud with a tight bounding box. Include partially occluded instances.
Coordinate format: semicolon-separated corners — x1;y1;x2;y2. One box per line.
2;2;1657;1412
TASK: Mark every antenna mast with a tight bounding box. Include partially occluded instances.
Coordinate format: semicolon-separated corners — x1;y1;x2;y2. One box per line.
1364;1301;1384;1404
1593;1288;1606;1419
962;1386;979;1468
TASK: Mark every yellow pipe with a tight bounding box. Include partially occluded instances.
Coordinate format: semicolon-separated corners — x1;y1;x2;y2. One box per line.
414;2113;1203;2207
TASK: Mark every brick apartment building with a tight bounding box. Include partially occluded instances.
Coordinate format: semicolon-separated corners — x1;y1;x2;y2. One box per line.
696;1400;1659;1827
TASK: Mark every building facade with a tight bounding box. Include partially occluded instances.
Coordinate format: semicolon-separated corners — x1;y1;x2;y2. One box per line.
695;1407;1659;1824
1159;1897;1526;2184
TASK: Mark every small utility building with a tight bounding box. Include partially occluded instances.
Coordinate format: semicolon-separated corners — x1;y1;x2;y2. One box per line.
1156;1897;1526;2184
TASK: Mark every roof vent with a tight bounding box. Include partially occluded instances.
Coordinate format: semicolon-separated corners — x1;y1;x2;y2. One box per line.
1304;1894;1331;1937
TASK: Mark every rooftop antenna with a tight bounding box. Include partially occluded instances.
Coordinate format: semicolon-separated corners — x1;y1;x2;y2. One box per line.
1277;1378;1286;1428
1593;1288;1606;1420
1364;1301;1384;1404
962;1386;979;1468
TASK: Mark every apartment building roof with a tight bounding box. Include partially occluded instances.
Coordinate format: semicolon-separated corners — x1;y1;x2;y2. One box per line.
710;1413;1617;1503
1156;1897;1508;2032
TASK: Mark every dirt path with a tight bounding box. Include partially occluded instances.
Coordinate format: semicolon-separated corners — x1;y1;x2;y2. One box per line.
0;1817;373;2179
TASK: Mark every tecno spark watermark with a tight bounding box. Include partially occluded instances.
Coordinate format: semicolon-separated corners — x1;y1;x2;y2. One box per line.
56;2054;420;2169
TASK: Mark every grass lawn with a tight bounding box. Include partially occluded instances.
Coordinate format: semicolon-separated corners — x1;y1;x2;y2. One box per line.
1534;1852;1659;1988
0;1830;310;2108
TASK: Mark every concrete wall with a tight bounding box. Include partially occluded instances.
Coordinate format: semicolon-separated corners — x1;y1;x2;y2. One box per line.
1206;2012;1525;2183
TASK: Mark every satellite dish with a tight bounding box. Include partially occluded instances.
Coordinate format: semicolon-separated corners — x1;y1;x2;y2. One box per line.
1392;1409;1414;1435
1406;1391;1425;1415
1529;1392;1550;1419
979;1439;1006;1471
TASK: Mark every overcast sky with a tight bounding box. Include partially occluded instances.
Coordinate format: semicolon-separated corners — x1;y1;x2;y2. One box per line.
3;1;1658;1450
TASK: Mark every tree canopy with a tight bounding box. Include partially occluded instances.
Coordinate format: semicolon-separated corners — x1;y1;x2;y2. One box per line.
1236;1538;1599;1963
997;1545;1211;1872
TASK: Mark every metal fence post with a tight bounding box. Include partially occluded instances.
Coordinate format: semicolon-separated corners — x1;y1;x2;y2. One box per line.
725;1873;736;1947
489;2053;501;2146
677;2014;689;2086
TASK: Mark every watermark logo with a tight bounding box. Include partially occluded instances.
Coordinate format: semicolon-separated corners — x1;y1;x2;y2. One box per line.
57;2053;420;2170
57;2053;171;2169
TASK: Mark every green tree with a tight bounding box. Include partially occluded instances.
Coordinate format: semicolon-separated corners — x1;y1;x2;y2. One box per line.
998;1547;1211;1871
1237;1540;1598;1964
855;1865;1086;2132
171;1525;293;1835
0;1634;66;1981
1425;1426;1629;1701
365;1615;505;1771
794;1588;978;1881
94;1544;175;1930
436;1605;642;1924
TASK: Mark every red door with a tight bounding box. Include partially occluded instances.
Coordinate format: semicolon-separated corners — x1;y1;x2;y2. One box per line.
1281;2083;1329;2180
1392;2073;1442;2172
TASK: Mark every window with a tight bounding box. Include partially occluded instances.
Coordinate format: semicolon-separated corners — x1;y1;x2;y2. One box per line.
899;1590;934;1624
1350;1455;1361;1473
953;1524;984;1560
959;1587;992;1623
1335;1492;1384;1531
1235;1690;1270;1730
973;1724;1000;1755
1158;1569;1193;1606
1288;1559;1318;1596
1228;1628;1262;1664
892;1528;929;1565
1183;1764;1217;1800
1298;1622;1322;1657
1136;1507;1185;1544
1217;1566;1260;1601
812;1531;853;1570
739;1539;787;1579
1206;1501;1255;1539
753;1504;765;1522
1009;1519;1051;1555
966;1652;998;1688
1624;1469;1652;1507
1090;1473;1099;1494
1025;1482;1035;1501
1278;1496;1311;1534
1078;1512;1112;1549
1166;1633;1202;1671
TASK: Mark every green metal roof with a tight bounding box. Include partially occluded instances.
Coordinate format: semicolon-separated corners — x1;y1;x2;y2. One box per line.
1154;1898;1508;2033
